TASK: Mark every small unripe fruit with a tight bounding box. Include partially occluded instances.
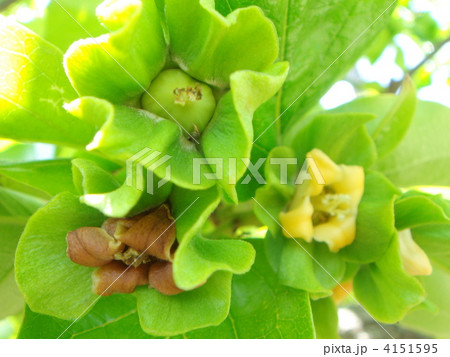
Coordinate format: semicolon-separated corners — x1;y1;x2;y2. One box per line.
141;69;216;134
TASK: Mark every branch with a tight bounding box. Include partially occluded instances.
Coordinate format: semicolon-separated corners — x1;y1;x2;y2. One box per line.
387;35;450;93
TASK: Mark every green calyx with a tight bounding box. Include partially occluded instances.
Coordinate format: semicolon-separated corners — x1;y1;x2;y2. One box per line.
141;69;216;134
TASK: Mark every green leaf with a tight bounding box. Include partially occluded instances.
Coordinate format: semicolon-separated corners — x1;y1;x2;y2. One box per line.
38;0;105;52
313;243;346;291
185;240;315;338
170;185;221;243
221;0;395;129
73;157;172;217
19;295;150;339
365;27;393;63
253;184;288;238
15;192;104;319
135;271;232;336
82;180;172;218
285;112;377;167
330;77;417;158
401;264;450;338
0;187;44;320
0;142;56;162
412;224;450;272
0;269;23;320
353;234;425;323
164;0;279;88
155;136;214;190
374;100;450;187
71;158;119;195
170;185;255;290
311;297;339;339
235;142;270;202
0;188;44;218
264;146;298;196
395;191;450;230
0;160;76;196
64;0;166;103
68;97;177;158
399;201;450;338
341;170;399;263
275;238;324;295
271;236;343;296
0;19;95;146
252;98;279;152
201;62;289;201
173;234;255;290
56;147;122;172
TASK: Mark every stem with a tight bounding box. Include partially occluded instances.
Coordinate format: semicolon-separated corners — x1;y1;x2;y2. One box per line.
387;35;450;93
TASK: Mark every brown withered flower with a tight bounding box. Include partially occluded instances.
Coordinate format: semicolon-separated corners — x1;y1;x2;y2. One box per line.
66;204;184;297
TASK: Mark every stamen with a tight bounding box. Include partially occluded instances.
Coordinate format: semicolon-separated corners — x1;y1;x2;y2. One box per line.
114;247;152;268
173;85;203;105
312;193;352;222
321;193;351;219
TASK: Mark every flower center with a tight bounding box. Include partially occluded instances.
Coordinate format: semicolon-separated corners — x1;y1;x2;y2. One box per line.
312;192;352;221
141;69;216;135
309;184;352;225
173;85;203;105
114;247;151;268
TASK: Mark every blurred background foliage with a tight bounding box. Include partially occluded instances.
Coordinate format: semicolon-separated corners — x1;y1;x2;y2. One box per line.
0;0;449;339
319;0;450;110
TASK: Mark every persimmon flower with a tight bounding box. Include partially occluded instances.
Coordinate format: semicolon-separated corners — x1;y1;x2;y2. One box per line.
279;149;364;252
398;229;432;276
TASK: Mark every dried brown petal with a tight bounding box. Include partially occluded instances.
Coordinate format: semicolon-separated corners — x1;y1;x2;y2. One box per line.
66;227;124;267
101;213;146;238
117;205;176;261
101;218;120;237
92;261;149;296
148;261;184;296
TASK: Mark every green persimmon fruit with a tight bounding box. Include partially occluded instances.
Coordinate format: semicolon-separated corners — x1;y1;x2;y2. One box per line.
141;69;216;134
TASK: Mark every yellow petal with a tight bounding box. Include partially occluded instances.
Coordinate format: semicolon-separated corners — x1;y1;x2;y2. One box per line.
313;216;356;252
307;149;342;187
279;196;314;242
398;229;432;276
331;165;364;209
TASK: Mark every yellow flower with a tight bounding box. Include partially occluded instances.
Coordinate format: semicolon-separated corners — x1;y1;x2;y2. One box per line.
398;229;432;276
279;149;364;252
